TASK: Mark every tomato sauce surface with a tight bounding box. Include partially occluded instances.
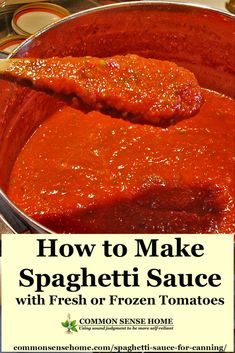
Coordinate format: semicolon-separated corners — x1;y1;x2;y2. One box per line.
7;89;235;233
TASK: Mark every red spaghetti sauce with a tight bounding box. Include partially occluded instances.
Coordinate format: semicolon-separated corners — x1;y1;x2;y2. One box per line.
7;89;235;233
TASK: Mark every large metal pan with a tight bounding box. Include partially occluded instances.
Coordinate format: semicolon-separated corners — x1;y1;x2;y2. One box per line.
0;1;234;233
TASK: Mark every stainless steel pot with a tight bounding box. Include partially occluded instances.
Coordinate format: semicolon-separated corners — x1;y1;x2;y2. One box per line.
0;1;234;233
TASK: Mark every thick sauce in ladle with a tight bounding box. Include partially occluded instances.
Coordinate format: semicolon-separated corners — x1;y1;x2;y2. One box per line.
0;54;202;126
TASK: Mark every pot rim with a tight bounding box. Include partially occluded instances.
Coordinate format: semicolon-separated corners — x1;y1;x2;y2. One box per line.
8;0;234;59
1;1;234;234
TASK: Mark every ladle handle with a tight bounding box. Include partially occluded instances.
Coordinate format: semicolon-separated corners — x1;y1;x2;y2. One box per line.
226;0;235;13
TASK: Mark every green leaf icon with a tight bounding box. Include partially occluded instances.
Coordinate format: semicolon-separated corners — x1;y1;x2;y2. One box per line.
61;320;69;328
62;315;78;333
